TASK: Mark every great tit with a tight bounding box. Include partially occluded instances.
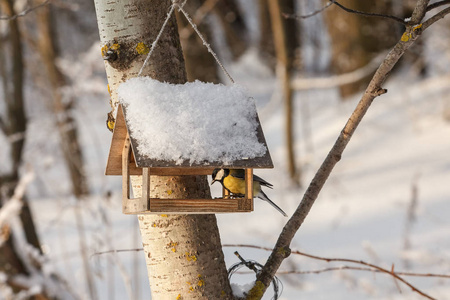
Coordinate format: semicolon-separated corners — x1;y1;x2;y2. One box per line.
211;168;287;217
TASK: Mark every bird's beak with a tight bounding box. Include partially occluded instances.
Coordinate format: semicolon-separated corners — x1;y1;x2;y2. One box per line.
211;179;217;186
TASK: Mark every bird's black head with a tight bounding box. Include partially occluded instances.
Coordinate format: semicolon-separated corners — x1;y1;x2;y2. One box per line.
211;168;229;185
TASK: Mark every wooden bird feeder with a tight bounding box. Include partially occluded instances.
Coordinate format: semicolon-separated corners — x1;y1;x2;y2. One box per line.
106;83;273;214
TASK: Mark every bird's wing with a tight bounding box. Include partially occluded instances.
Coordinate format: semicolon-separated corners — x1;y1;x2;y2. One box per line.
229;169;273;189
253;174;273;189
229;169;245;179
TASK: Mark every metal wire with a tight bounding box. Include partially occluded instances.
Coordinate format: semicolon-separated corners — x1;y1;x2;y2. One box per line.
138;0;235;84
228;251;282;300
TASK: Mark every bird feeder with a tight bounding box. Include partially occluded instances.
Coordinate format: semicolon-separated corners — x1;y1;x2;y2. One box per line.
105;79;273;214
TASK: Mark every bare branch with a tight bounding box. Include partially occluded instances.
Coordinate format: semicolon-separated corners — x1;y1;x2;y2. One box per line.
422;6;450;30
273;267;450;279
282;2;333;20
283;0;449;28
244;265;450;283
410;0;431;24
224;244;439;300
252;0;434;298
0;0;51;21
427;0;450;11
282;0;407;25
291;52;385;90
329;0;407;25
91;248;143;258
0;117;6;134
289;251;436;299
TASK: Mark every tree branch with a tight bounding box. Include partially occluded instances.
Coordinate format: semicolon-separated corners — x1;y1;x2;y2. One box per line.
422;5;450;29
251;1;436;298
223;244;450;279
410;0;431;24
283;0;408;25
291;52;385;90
0;0;51;21
282;2;333;20
267;267;450;279
329;0;407;25
283;0;450;26
288;250;436;299
426;0;450;12
224;244;442;299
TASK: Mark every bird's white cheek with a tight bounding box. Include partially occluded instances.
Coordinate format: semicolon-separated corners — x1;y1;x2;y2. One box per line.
215;169;225;181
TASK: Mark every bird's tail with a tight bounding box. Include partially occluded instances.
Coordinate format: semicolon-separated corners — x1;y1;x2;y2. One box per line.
257;190;287;217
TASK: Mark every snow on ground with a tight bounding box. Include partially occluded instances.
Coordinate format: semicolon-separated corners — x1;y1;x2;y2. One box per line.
17;31;450;300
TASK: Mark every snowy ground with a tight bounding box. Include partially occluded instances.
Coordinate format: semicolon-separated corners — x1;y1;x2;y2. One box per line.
8;18;450;300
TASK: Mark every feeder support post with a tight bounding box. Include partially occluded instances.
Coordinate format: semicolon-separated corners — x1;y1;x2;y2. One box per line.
122;136;131;208
245;168;254;211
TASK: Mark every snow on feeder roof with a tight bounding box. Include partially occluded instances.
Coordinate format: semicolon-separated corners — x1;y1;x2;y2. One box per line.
105;77;273;176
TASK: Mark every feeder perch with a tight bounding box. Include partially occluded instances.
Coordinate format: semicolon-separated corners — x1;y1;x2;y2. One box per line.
105;81;273;214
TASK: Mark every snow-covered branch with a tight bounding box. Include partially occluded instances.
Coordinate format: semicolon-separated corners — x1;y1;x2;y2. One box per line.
0;171;34;246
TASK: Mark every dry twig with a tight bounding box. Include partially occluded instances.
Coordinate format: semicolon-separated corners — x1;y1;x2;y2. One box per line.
284;0;450;25
282;2;333;20
329;0;407;25
0;0;51;21
224;244;448;300
426;0;450;12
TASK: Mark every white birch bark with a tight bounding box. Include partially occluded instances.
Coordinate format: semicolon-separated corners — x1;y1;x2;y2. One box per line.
94;0;233;298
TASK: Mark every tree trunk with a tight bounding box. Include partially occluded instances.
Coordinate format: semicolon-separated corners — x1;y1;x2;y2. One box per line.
259;0;299;72
34;2;95;298
94;0;233;298
34;1;89;198
268;0;301;186
0;1;45;298
258;0;276;70
176;0;220;83
212;0;248;60
324;0;399;98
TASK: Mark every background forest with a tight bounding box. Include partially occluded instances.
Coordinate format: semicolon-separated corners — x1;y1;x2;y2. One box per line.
1;0;450;299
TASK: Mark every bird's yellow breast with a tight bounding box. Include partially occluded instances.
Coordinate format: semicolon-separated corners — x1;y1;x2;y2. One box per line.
223;176;260;196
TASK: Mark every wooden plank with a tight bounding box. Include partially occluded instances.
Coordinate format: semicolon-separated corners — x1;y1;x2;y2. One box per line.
145;167;215;176
142;168;150;211
122;136;130;211
123;198;147;214
106;104;128;175
245;168;254;211
126;166;215;176
143;198;251;213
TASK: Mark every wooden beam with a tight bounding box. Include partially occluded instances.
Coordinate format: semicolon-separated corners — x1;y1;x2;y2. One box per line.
142;167;150;210
144;197;252;213
122;136;131;211
106;104;128;175
245;168;254;211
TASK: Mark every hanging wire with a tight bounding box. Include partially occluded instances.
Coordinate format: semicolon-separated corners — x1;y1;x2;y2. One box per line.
228;251;282;300
138;3;176;76
138;0;235;84
176;3;235;83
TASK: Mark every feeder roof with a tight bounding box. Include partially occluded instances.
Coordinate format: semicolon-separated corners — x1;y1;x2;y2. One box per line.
105;78;273;175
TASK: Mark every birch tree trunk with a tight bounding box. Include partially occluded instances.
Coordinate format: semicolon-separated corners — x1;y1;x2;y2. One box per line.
94;0;233;298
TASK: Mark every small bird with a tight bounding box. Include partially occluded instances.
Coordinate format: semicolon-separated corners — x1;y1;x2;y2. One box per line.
211;168;287;217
